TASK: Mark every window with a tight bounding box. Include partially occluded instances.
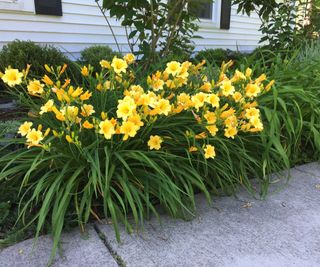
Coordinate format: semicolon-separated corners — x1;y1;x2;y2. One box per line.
34;0;62;16
197;3;213;20
192;0;232;30
0;0;63;15
189;1;214;20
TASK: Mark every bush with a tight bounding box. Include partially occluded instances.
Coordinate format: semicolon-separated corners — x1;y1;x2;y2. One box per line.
0;40;75;80
195;48;244;66
0;54;289;263
97;0;200;67
78;45;122;72
234;0;317;50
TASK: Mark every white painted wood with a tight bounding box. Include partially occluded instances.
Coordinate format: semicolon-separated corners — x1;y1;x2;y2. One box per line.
0;0;34;12
0;1;263;58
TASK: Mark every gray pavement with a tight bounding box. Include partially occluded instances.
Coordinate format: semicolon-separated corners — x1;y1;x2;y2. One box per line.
0;227;117;267
1;162;320;267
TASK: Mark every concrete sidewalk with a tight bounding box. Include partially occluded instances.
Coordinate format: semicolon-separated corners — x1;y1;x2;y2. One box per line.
1;162;320;267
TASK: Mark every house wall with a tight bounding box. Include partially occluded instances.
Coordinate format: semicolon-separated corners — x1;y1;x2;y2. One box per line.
0;0;263;59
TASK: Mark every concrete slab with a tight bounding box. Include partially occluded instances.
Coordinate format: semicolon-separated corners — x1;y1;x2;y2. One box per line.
0;226;117;267
97;165;320;267
295;161;320;177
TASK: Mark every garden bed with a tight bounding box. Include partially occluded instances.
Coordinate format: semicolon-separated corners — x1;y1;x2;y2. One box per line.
0;39;320;265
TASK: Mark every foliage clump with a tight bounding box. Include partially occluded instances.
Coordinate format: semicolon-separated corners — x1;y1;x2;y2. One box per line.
0;53;281;262
234;0;320;50
78;45;122;72
195;48;245;66
95;0;212;66
0;40;74;79
238;40;320;164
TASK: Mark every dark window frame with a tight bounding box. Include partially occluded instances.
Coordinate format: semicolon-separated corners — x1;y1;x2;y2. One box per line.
195;0;232;30
220;0;231;29
34;0;63;16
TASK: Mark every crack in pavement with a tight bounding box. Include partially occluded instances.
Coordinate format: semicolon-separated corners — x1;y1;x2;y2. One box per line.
93;223;126;267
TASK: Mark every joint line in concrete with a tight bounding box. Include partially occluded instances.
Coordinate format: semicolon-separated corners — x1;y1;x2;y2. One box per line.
93;223;126;267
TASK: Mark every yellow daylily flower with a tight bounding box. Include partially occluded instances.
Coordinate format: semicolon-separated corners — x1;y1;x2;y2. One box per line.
245;83;261;98
27;79;44;95
42;75;54;86
39;99;54;115
81;104;95;117
123;53;136;64
224;127;238;139
26;129;43;146
147;135;163;150
100;60;111;69
2;68;23;87
120;121;139;140
165;61;181;76
220;80;235;97
111;57;128;74
81;66;89;77
83;120;94;129
99;119;115;139
204;144;216;159
18;121;33;136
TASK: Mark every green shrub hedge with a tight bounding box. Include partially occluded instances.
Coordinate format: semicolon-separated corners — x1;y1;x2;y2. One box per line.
0;40;75;78
194;48;245;66
78;45;122;71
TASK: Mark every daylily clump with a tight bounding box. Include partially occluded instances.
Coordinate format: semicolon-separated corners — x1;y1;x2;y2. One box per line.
0;53;279;261
1;54;274;160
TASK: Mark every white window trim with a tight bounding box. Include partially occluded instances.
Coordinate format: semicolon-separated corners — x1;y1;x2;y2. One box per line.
0;0;34;13
199;0;221;29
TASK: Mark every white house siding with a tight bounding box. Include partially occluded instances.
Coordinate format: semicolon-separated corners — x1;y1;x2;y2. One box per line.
0;0;263;59
196;6;263;52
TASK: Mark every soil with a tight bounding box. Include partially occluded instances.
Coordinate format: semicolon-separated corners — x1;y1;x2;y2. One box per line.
0;103;26;121
0;109;25;121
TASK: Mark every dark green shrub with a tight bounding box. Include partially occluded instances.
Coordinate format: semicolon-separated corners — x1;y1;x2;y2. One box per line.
246;46;278;64
0;40;81;101
78;45;122;71
194;48;245;66
0;40;75;79
195;48;227;65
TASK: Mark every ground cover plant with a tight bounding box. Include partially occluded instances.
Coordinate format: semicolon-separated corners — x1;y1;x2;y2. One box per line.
0;53;288;262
